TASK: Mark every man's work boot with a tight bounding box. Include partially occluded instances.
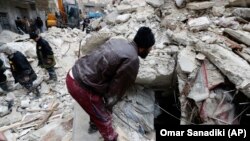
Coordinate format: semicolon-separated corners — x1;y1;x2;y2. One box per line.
88;122;98;134
47;68;57;81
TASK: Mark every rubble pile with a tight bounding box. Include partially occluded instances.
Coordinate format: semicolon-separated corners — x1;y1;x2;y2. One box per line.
0;0;250;140
0;27;85;140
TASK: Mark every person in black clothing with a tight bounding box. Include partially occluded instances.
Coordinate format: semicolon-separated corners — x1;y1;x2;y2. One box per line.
29;33;57;81
35;17;44;33
82;17;90;32
15;17;25;34
1;48;39;97
0;58;9;92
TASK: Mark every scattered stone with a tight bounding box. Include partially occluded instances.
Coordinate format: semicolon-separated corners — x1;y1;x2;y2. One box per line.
188;17;211;32
116;14;131;23
40;82;50;94
233;8;250;19
212;6;225;17
175;0;186;8
228;0;250;7
243;24;250;32
196;53;206;60
187;1;215;10
116;5;137;14
145;0;164;8
196;41;250;98
178;47;197;74
0;105;9;117
21;99;30;108
223;28;250;46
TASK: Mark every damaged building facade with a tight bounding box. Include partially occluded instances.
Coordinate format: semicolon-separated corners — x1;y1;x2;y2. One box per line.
0;0;47;32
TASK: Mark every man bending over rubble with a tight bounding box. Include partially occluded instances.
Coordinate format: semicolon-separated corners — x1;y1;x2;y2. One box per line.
66;26;155;141
0;48;39;97
0;58;9;92
29;32;57;81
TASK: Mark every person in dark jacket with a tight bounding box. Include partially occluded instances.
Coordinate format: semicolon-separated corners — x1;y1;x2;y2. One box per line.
82;17;90;32
15;17;25;34
29;32;57;81
1;48;39;97
66;26;155;141
35;17;44;33
0;58;9;92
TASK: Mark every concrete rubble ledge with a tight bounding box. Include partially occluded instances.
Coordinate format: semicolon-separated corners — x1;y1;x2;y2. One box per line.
195;41;250;98
187;1;215;10
223;28;250;46
228;0;250;7
145;0;164;8
243;24;250;32
188;17;211;32
232;8;250;19
116;5;137;14
136;50;175;88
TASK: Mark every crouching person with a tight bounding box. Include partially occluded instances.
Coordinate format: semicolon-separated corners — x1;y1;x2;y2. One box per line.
1;48;40;97
29;32;57;81
0;58;9;92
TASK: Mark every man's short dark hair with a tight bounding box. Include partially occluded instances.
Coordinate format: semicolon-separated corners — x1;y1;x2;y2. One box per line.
133;27;155;49
29;32;38;39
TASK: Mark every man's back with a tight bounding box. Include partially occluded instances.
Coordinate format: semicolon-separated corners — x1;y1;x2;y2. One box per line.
72;38;139;95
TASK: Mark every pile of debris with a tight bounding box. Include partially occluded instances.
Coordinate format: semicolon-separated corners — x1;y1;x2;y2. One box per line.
0;27;85;141
0;0;250;140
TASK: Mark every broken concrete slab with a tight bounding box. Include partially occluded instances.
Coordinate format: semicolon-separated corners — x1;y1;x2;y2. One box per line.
81;32;113;56
178;47;197;74
234;47;250;64
188;17;211;32
21;99;30;108
40;82;50;94
187;1;215;10
196;53;206;61
0;30;20;44
145;0;164;8
167;30;195;46
136;49;175;88
233;8;250;19
205;60;225;89
228;0;250;7
195;41;250;98
116;5;137;14
105;11;119;25
243;24;250;32
175;0;186;8
0;105;9;117
212;6;225;17
223;28;250;46
116;14;131;23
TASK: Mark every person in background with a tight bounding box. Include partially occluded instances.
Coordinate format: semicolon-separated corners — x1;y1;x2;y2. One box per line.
22;17;30;33
66;26;155;141
0;48;39;97
29;32;57;81
82;17;90;32
15;17;25;34
0;58;9;92
35;17;44;33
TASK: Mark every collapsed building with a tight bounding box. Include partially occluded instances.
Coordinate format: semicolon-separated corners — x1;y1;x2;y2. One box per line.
0;0;250;140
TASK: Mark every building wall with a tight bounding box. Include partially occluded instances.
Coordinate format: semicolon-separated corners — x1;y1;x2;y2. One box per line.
0;0;45;33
